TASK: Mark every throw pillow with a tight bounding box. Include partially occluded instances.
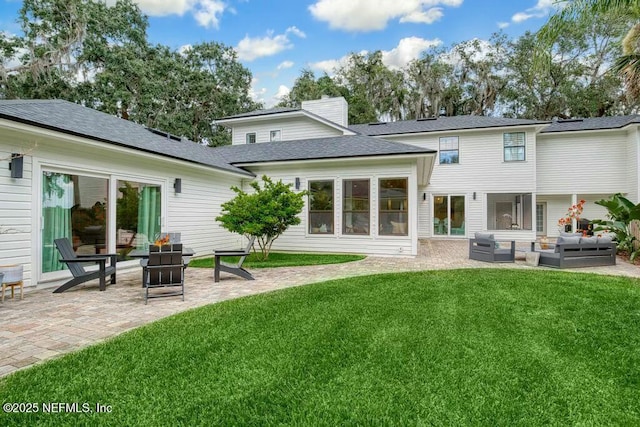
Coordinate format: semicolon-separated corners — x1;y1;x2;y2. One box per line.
580;236;598;244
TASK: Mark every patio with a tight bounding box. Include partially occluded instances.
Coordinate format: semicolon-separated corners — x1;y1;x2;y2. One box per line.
1;239;638;378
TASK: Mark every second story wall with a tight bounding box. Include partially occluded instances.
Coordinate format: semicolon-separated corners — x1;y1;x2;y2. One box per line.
536;129;634;197
382;127;539;193
231;116;345;145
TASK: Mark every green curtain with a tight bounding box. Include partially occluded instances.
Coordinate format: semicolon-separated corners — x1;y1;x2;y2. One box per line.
42;173;73;273
137;186;161;248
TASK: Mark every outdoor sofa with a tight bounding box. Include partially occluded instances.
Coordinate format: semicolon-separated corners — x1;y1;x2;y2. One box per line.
469;232;515;263
532;234;616;268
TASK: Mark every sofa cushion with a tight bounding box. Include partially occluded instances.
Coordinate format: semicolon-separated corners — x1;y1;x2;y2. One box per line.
597;235;613;244
560;232;583;238
580;236;598;244
475;232;494;241
555;235;581;252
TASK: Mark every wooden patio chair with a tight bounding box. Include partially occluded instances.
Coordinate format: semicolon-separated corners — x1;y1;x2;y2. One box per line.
53;238;117;293
144;243;185;304
213;236;256;282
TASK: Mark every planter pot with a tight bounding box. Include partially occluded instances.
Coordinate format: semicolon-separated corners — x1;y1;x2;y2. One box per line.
540;236;549;250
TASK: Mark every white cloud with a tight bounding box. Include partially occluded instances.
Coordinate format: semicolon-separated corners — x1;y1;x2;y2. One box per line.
275;85;290;99
308;0;462;32
277;61;295;70
107;0;227;29
236;27;306;61
511;0;559;24
310;37;441;74
249;77;267;104
497;21;510;29
399;7;444;24
382;37;443;69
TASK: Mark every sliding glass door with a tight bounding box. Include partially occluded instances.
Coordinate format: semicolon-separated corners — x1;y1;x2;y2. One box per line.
433;194;465;237
42;171;163;275
42;172;108;273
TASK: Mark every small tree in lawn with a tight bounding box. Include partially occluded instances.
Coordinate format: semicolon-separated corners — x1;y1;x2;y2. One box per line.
216;175;307;260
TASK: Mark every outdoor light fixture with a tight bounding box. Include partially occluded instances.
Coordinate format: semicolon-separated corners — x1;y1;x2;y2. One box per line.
10;153;23;179
295;177;300;190
423;193;427;201
473;192;476;200
174;178;182;194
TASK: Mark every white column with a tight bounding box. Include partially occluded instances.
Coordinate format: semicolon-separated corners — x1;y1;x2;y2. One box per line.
571;194;578;232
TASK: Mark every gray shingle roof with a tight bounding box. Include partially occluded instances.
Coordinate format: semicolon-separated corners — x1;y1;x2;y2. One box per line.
215;135;436;164
218;107;300;120
540;115;640;133
350;115;549;136
0;99;252;176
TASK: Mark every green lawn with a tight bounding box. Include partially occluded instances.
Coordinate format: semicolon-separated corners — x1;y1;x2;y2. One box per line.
1;269;639;425
189;252;365;268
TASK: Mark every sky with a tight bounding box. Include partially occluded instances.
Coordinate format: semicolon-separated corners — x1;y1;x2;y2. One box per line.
0;0;558;107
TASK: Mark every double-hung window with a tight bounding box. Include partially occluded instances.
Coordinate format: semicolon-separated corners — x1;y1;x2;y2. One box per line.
246;133;256;144
439;136;459;164
504;132;526;161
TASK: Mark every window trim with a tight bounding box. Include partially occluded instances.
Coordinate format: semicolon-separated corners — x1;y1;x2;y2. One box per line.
342;178;371;236
308;179;335;235
378;177;408;236
439;136;459;165
246;132;256;144
269;129;282;142
503;132;526;162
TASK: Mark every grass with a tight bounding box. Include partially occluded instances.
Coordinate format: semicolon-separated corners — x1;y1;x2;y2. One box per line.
1;269;640;425
189;251;366;268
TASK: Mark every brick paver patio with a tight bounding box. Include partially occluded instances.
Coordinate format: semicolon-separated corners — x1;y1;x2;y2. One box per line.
1;239;638;377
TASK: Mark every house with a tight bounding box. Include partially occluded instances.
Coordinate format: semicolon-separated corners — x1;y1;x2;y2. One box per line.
1;97;638;289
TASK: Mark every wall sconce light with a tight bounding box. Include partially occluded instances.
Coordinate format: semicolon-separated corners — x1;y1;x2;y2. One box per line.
473;191;476;201
423;193;426;201
174;178;182;194
10;153;23;179
295;177;300;190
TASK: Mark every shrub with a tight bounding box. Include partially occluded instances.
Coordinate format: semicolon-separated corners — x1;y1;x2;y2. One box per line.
216;176;307;260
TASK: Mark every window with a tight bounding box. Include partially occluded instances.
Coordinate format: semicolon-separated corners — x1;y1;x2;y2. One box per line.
246;133;256;144
308;180;334;234
487;193;532;230
379;178;408;235
343;179;370;235
504;132;525;161
269;130;281;142
439;136;459;164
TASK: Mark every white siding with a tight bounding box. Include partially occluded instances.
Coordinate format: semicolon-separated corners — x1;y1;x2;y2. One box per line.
384;128;538;240
231;116;344;145
245;159;418;256
537;130;630;194
0;139;34;286
0;124;245;288
628;128;640;203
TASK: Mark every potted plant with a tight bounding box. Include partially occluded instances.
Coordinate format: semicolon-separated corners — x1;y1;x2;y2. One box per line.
0;226;24;300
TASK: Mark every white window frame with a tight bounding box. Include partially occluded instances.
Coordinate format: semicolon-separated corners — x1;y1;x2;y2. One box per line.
439;136;459;165
503;132;526;162
269;129;282;142
246;132;256;144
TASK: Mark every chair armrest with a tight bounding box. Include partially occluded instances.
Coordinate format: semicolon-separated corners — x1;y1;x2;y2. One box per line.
59;257;107;263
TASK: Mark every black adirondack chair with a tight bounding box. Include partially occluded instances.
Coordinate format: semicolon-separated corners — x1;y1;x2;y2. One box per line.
143;243;185;304
53;238;117;293
213;236;256;282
